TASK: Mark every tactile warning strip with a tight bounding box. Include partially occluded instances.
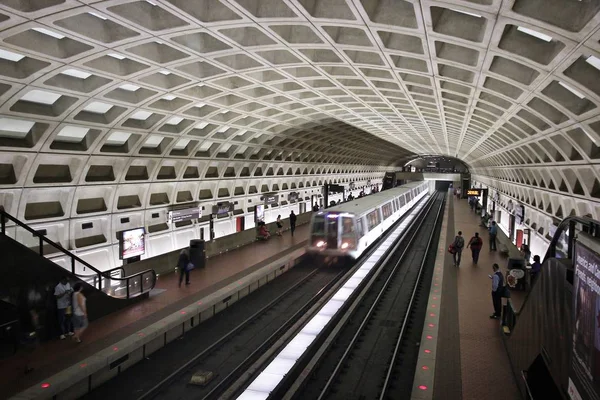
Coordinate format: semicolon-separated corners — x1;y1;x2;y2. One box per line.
410;191;450;399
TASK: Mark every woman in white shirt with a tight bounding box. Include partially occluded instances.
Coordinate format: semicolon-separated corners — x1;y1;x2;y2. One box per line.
71;283;88;343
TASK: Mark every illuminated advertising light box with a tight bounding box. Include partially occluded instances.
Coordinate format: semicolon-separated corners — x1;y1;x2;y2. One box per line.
570;240;600;400
120;227;145;260
255;204;265;223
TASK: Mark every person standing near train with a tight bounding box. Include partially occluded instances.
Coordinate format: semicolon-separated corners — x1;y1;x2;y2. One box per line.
289;211;297;237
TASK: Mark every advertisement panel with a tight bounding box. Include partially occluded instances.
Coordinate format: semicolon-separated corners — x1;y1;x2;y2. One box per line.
120;227;145;259
255;204;265;223
571;241;600;400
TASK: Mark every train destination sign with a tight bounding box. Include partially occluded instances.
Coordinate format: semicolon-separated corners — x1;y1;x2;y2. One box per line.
168;206;202;224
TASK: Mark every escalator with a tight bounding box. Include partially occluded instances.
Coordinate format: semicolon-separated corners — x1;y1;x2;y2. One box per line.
0;210;157;344
501;216;600;400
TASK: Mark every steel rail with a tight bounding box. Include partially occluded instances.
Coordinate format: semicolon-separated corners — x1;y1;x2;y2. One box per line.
315;193;443;400
379;194;445;399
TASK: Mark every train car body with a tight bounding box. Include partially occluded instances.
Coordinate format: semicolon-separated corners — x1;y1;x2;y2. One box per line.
306;181;429;261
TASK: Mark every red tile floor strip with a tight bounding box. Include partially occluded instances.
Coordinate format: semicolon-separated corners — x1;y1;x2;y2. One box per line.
0;224;309;398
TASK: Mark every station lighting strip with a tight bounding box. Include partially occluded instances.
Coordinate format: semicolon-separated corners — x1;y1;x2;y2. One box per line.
237;193;430;400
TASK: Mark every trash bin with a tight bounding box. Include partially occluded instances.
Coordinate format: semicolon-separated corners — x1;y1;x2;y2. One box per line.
189;239;206;268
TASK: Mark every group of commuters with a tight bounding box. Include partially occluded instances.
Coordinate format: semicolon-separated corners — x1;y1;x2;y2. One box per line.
256;211;298;240
450;195;543;320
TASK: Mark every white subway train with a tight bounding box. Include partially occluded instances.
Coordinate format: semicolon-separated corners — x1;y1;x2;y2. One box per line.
306;181;429;261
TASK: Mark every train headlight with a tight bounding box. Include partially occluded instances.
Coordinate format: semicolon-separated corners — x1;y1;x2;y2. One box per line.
341;242;349;249
316;240;325;248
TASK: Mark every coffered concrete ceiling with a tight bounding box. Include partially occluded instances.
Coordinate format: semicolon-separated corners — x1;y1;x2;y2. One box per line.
1;0;600;230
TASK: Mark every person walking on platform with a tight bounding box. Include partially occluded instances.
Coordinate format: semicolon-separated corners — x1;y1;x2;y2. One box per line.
71;283;87;343
452;231;465;267
489;263;504;319
276;215;283;236
289;210;297;237
54;277;74;340
313;203;319;212
488;221;498;251
467;232;483;264
530;255;542;282
178;248;192;287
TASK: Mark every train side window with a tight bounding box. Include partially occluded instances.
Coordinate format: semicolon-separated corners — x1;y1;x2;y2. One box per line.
356;218;364;237
381;202;393;219
367;209;381;230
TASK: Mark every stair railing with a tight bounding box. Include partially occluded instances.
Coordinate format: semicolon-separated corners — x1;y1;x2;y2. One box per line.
0;208;156;299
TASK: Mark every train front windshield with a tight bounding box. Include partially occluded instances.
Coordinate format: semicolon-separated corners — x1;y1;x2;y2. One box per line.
311;214;356;251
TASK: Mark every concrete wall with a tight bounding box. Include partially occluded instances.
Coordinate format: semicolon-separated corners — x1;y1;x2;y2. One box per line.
124;211;312;277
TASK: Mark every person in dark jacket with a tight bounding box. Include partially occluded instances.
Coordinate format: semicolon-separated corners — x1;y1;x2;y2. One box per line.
490;263;504;319
467;232;483;264
530;255;542;282
289;211;297;237
178;248;192;287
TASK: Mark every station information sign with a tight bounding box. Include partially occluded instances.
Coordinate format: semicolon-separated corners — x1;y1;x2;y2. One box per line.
212;202;233;215
167;206;201;224
263;194;278;206
467;189;482;196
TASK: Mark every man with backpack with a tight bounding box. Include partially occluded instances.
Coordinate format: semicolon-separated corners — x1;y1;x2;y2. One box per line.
490;263;505;319
467;232;483;264
452;231;465;267
489;221;498;251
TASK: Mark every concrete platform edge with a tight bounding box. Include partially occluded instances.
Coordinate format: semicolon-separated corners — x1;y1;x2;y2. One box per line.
9;248;307;400
411;192;449;399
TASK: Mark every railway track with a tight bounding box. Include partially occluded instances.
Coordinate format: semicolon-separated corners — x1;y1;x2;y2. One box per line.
85;196;435;400
83;263;342;400
258;192;445;400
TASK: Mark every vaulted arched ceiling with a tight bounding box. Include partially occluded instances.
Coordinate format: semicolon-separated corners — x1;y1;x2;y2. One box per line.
1;0;600;235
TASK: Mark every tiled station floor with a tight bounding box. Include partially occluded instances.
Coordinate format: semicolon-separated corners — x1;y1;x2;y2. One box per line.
434;194;525;400
0;224;309;398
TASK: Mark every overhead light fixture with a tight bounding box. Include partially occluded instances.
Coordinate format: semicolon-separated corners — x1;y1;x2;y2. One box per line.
558;81;585;99
108;53;126;60
0;49;25;62
517;26;552;42
586;55;600;71
119;84;140;92
166;117;183;125
32;27;65;39
583;128;600;146
87;11;107;20
158;70;171;75
449;8;481;17
61;69;92;79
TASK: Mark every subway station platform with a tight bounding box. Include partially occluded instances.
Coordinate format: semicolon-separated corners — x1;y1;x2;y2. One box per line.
416;192;527;400
2;224;309;399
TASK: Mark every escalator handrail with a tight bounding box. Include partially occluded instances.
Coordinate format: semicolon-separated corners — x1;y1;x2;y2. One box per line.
507;215;598;319
543;215;600;263
0;210;156;298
